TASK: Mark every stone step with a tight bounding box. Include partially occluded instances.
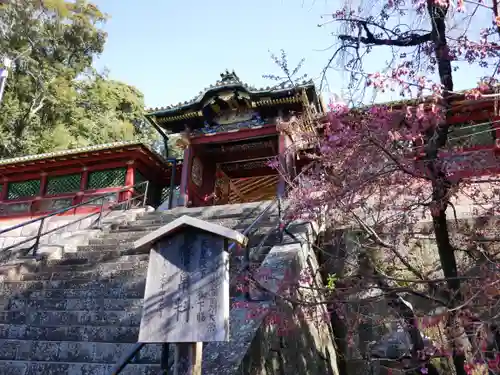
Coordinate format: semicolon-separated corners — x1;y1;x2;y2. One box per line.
138;211;279;221
0;360;160;374
88;236;141;246
105;226;154;234
4;285;145;299
86;232;277;251
0;309;142;327
138;201;277;220
6;297;143;312
103;225;277;246
0;324;139;343
0;278;145;294
87;225;277;251
115;224;171;232
130;216;278;229
53;253;149;266
0;339;161;364
3;273;263;301
118;215;277;230
24;259;149;276
75;243;134;252
97;229;153;240
6;262;149;282
119;217;279;232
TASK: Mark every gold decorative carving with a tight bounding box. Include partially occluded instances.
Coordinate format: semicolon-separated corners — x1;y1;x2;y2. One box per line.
222;159;269;172
215;109;254;125
175;137;190;150
214;167;230;205
191;157;203;187
205;140;274;154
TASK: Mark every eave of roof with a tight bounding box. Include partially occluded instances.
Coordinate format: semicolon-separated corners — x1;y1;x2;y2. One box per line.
145;75;316;117
348;86;500;114
0;141;178;169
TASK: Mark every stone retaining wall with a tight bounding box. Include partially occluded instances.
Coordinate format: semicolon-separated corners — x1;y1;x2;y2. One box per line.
202;222;339;375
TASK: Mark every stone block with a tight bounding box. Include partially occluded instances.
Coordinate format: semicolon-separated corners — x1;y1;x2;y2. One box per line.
58;232;98;253
0;361;27;375
36;246;63;259
38;236;50;245
0;339;19;360
77;216;94;230
44;220;69;234
102;210;133;223
64;220;82;233
47;233;63;246
0;226;23;238
2;238;31;252
19;223;41;238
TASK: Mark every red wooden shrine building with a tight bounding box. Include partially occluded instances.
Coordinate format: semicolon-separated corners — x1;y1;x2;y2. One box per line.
428;92;500;179
319;91;500;180
146;70;324;207
381;92;500;179
0;142;182;220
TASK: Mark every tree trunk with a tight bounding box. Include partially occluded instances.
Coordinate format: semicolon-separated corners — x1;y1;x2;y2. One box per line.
426;2;468;374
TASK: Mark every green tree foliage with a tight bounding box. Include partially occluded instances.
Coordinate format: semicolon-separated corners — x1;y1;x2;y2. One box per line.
0;0;159;157
166;134;185;159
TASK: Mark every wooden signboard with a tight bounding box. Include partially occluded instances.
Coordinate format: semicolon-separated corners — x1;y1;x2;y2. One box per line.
135;215;248;344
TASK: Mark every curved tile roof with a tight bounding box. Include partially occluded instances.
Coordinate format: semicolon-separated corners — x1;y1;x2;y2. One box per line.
0;141;176;168
146;70;315;116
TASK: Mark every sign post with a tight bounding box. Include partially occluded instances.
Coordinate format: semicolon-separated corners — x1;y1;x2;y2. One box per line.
134;215;248;375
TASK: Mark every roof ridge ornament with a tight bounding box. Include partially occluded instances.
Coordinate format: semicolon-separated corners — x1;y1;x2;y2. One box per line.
219;69;241;84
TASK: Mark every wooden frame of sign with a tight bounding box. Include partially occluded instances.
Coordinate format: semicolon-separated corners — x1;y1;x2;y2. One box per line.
134;215;248;375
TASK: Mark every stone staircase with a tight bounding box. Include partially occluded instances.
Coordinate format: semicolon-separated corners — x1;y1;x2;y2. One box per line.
0;201;282;374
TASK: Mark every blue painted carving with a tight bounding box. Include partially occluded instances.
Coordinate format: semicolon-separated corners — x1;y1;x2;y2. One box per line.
192;113;267;137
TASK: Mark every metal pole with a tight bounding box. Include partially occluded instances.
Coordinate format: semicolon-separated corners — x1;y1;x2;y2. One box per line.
160;343;170;374
168;160;177;209
142;181;149;208
144;115;170;158
96;198;104;228
32;217;44;257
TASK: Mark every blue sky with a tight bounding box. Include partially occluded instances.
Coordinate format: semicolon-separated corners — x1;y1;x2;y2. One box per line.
92;0;488;109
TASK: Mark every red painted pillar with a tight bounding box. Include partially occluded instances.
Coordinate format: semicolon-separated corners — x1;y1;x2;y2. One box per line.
33;172;48;214
123;161;135;203
39;172;47;197
80;167;89;191
179;146;192;207
0;179;7;202
494;116;500;150
75;167;89;205
0;179;7;216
